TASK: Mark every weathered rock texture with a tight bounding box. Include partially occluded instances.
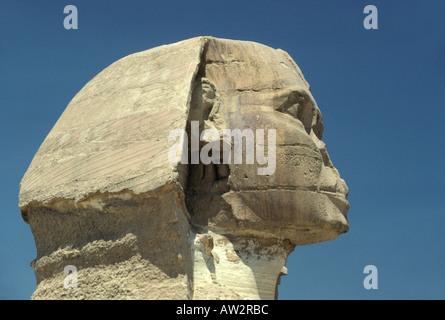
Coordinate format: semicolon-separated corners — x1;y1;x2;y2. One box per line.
19;36;349;300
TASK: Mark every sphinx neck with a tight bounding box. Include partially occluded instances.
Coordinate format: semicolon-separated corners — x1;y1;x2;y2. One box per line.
190;230;292;300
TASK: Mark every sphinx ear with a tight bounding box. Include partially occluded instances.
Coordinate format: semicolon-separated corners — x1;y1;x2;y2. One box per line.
184;74;230;195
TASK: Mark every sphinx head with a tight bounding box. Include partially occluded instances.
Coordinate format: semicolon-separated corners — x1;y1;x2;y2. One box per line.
19;37;349;299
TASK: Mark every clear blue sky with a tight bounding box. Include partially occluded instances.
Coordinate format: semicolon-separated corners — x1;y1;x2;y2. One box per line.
1;0;444;300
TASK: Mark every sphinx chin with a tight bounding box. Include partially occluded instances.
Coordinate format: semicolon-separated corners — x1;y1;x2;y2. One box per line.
214;188;349;246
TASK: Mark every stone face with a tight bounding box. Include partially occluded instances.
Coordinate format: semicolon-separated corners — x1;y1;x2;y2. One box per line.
19;36;349;300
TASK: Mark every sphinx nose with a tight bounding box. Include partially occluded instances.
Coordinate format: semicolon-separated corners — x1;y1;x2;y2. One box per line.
337;178;349;198
310;130;348;197
318;165;349;198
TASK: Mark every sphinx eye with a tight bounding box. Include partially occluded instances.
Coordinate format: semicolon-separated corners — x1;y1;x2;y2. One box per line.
277;91;314;135
283;97;304;119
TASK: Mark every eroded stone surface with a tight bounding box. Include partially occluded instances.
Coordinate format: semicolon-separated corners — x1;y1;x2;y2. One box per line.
19;36;349;300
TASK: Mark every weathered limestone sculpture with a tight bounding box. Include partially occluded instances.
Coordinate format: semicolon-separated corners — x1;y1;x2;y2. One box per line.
19;37;349;300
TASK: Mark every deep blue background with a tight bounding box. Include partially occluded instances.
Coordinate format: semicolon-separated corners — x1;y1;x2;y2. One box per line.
1;0;444;299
